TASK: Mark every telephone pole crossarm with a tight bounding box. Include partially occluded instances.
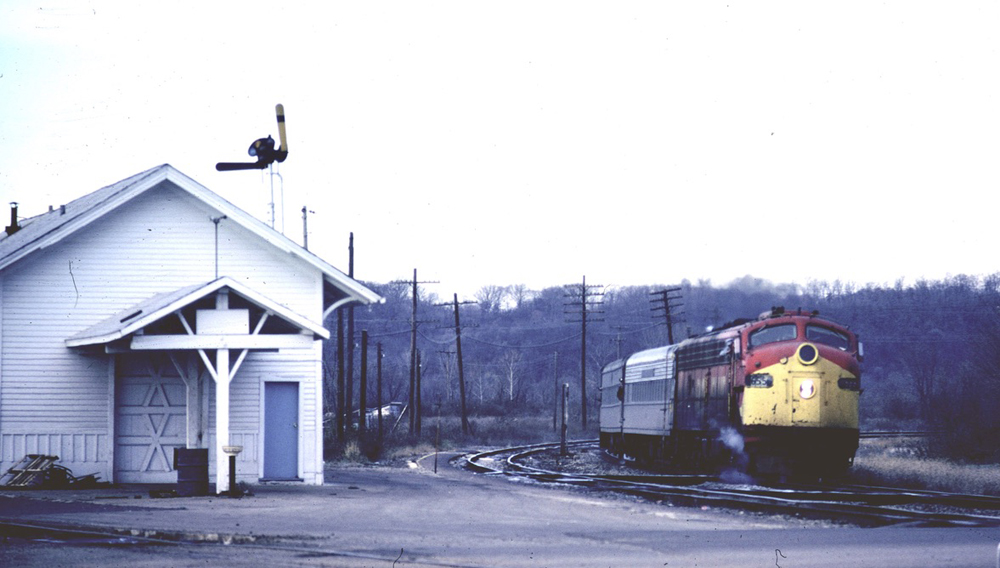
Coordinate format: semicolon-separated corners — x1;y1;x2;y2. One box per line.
563;276;606;429
390;269;439;434
650;287;684;344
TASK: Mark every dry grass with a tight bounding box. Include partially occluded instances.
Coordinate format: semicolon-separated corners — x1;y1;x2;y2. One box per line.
325;413;583;465
850;439;1000;496
340;441;364;462
379;442;438;462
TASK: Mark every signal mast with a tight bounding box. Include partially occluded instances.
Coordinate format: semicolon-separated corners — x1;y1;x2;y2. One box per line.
216;104;289;231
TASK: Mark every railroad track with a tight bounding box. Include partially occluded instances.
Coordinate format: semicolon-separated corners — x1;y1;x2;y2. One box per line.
859;430;936;439
464;441;1000;528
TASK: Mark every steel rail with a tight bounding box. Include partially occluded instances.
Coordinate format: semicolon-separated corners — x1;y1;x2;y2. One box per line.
859;431;936;439
757;481;1000;510
465;441;1000;528
464;440;595;474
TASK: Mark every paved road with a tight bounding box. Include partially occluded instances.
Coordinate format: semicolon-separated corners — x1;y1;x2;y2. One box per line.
0;452;998;567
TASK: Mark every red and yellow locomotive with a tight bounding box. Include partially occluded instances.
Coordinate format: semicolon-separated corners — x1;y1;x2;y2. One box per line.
600;307;862;476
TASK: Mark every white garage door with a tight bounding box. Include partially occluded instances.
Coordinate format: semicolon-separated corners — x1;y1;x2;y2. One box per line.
114;354;187;483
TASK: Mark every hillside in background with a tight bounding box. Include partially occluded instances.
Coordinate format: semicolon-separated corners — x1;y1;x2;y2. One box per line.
325;274;1000;463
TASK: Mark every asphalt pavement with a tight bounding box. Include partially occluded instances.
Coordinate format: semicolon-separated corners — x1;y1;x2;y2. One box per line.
1;452;998;567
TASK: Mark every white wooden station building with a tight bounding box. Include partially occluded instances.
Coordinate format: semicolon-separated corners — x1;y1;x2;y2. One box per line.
0;164;382;493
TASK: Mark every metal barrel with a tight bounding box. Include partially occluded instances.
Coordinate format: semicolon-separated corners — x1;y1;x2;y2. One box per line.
175;448;209;496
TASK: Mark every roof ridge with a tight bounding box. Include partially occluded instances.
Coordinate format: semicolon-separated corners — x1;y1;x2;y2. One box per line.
0;164;382;307
0;164;171;263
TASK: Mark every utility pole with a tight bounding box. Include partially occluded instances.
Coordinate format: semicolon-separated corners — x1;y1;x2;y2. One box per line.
454;294;472;435
565;275;604;429
612;326;626;359
552;351;559;432
560;383;569;456
336;310;345;440
434;402;442;474
409;270;418;434
346;233;355;436
359;330;368;438
377;342;384;446
650;287;684;344
437;294;475;435
416;351;423;435
395;269;438;435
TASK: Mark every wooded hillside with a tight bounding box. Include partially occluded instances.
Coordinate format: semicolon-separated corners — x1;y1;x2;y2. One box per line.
325;274;1000;462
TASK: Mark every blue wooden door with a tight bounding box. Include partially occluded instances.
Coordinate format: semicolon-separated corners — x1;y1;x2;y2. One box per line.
264;382;299;480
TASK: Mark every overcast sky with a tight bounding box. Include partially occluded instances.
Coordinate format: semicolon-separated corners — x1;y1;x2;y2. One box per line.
1;2;997;300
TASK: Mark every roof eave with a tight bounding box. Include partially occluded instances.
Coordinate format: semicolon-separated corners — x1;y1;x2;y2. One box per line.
66;276;331;349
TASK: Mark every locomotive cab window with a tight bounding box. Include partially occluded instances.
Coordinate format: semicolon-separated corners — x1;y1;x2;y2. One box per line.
806;325;850;350
748;324;797;348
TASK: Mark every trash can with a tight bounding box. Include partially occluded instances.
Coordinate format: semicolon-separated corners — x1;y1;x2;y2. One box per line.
175;448;209;496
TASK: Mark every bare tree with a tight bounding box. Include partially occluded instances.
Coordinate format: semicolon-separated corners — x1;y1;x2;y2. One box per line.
509;284;533;309
383;352;410;403
475;285;508;314
499;349;524;402
476;373;484;405
437;350;456;403
897;328;943;422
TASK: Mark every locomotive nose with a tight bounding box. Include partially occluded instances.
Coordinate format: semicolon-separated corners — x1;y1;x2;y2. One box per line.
790;343;823;423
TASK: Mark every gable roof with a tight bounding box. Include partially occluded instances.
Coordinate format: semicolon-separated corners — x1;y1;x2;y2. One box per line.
66;276;330;348
0;164;382;308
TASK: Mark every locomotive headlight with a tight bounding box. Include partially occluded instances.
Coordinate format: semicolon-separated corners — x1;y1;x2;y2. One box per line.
799;379;816;399
796;343;819;365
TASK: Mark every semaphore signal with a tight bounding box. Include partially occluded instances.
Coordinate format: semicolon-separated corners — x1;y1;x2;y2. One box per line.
215;104;289;171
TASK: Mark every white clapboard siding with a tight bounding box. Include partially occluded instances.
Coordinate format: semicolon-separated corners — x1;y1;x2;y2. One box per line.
1;181;327;483
206;346;324;483
1;432;109;468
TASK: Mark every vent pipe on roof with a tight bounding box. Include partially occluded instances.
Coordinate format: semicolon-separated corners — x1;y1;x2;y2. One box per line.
5;202;19;236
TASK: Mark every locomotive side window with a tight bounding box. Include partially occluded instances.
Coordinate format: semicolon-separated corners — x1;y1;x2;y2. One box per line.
748;324;797;348
806;325;850;350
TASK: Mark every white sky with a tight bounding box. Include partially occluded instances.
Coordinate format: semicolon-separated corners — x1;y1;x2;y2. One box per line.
1;2;997;300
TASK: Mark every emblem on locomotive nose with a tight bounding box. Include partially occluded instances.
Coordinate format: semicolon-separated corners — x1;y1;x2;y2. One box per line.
799;379;816;399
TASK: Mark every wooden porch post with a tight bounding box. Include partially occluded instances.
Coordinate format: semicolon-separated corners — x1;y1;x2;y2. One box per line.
214;289;232;495
215;347;231;494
